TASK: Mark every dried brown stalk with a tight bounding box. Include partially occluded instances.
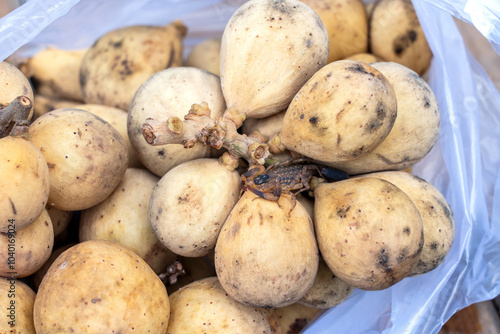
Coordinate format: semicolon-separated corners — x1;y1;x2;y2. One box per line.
0;96;32;139
141;102;272;165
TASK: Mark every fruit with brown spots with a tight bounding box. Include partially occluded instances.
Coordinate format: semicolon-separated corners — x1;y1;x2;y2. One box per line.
0;136;50;232
33;240;170;333
275;302;322;333
326;61;440;174
0;209;54;278
314;177;424;290
215;191;319;308
29;109;128;211
80;21;186;110
220;0;329;119
280;60;397;163
365;171;454;275
370;0;432;75
0;278;36;333
149;158;241;257
166;277;281;333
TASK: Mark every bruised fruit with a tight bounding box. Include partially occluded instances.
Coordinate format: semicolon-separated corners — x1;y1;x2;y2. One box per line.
314;177;423;290
281;60;397;163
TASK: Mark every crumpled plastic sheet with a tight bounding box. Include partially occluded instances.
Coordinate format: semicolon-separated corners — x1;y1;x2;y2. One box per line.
1;1;499;333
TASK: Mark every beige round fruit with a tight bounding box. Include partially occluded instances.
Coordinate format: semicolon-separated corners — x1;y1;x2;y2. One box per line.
80;168;176;274
220;0;329;119
34;240;170;333
0;136;50;232
314;177;424;290
128;66;226;176
75;103;142;168
241;110;285;140
0;61;35;119
29;109;128;211
326;61;440;174
366;171;454;275
80;21;186;110
0;209;54;278
301;0;368;62
185;38;222;76
167;277;281;333
0;277;36;333
299;258;354;308
150;158;241;257
280;60;397;163
370;0;432;75
215;191;319;308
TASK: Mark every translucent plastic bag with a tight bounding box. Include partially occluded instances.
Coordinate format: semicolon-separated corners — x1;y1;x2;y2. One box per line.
1;1;499;333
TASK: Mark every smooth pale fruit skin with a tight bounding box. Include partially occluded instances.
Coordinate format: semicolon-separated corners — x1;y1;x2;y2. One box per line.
150;158;241;257
366;171;455;276
167;277;281;334
80;168;176;274
326;61;440;174
80;22;185;110
127;67;226;177
29;109;128;211
33;240;170;334
215;191;319;308
299;258;354;308
0;61;35;119
281;60;397;163
370;0;432;75
314;177;424;290
0;278;36;333
220;0;329;119
75;103;142;168
241;110;285;140
32;243;76;290
185;38;222;76
0;136;50;232
0;209;54;278
301;0;368;63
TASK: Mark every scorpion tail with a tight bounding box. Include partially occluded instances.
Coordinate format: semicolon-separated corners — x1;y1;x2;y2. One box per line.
319;166;350;182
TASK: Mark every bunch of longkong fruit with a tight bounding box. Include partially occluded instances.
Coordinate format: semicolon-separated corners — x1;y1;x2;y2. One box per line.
0;0;454;333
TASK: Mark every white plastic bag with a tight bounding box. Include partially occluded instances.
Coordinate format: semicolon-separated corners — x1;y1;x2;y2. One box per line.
1;1;499;333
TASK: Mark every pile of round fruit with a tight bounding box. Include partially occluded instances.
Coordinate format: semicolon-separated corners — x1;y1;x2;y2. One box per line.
0;0;454;332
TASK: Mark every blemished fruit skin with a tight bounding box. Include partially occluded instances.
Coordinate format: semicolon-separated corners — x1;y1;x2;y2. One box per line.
29;108;128;211
314;177;424;290
281;60;397;163
166;277;281;333
33;240;170;334
0;136;50;232
220;0;329;119
215;191;319;308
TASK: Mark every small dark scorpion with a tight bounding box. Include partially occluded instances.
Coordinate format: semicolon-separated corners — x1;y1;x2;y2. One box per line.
240;158;349;209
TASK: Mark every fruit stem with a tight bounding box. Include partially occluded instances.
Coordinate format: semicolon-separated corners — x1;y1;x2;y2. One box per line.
141;102;271;165
0;96;32;139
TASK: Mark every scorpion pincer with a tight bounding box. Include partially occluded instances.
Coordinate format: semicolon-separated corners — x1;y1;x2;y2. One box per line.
240;158;349;210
